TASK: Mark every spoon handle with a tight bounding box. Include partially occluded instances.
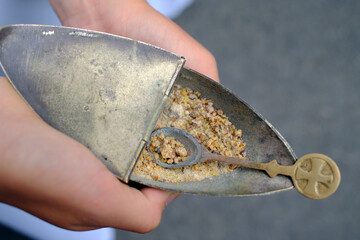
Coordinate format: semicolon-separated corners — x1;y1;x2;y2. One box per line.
204;151;294;178
205;150;341;200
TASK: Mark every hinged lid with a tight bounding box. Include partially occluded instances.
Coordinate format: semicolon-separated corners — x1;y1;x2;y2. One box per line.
0;24;185;182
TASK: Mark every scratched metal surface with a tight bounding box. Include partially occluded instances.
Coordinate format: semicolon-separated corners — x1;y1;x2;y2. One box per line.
130;67;296;196
0;1;358;239
0;24;184;181
0;24;296;196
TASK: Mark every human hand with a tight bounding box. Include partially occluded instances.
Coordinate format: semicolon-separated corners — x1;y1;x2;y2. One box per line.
49;0;219;81
0;77;180;232
0;0;219;233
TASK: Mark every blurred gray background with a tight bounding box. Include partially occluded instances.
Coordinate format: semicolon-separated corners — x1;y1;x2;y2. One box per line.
119;1;359;239
1;0;359;239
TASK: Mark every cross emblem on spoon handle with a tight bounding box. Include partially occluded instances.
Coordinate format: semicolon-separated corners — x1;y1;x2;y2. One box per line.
204;151;340;200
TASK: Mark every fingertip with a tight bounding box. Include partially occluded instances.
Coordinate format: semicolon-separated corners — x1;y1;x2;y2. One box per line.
141;187;181;207
166;192;181;206
141;187;170;210
137;188;181;232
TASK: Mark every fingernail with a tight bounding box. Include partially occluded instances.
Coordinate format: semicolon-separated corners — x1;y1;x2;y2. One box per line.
166;192;181;206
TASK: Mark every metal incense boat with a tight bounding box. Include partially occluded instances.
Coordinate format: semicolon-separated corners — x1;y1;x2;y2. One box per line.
0;25;340;199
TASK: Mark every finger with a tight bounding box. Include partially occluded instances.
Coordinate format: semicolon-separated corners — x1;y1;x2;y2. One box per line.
49;0;220;82
0;77;157;232
0;75;175;233
114;1;220;82
81;171;176;233
0;77;41;119
141;187;181;211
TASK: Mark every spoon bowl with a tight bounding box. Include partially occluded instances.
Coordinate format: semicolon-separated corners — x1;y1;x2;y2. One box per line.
147;127;205;168
147;127;341;199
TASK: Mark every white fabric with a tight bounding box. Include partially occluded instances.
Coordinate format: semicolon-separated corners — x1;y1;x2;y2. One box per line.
147;0;194;19
0;203;116;240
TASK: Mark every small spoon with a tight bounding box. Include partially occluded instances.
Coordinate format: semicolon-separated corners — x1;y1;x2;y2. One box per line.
147;127;341;199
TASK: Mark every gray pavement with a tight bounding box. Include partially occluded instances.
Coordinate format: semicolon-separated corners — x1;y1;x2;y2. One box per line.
118;0;360;239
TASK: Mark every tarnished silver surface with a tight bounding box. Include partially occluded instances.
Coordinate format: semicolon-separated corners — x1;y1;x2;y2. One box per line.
0;24;185;182
0;24;297;196
130;68;297;196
